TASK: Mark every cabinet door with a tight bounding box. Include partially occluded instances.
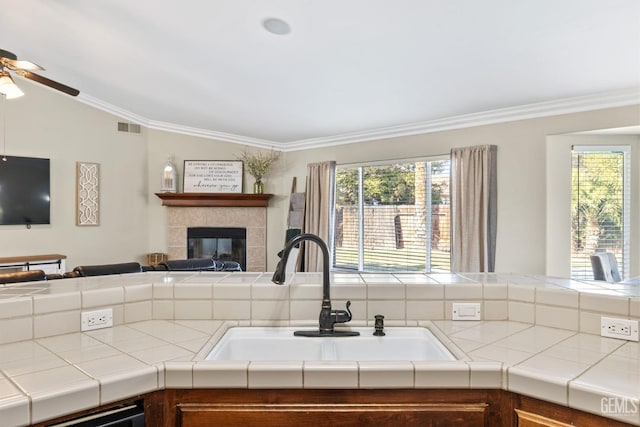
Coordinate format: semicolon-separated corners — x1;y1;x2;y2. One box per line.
179;403;489;427
515;409;575;427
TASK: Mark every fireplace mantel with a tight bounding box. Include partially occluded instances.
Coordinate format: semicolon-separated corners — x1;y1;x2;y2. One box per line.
155;193;273;207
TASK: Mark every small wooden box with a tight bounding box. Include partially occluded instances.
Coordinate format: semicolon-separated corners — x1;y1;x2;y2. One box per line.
147;252;167;266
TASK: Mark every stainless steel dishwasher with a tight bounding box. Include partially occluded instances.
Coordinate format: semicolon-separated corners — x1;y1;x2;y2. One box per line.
48;401;145;427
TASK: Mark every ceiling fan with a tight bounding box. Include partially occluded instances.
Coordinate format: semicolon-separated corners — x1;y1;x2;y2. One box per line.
0;49;79;99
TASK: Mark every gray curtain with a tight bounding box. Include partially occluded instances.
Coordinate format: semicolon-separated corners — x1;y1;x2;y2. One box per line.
302;161;336;272
450;145;497;272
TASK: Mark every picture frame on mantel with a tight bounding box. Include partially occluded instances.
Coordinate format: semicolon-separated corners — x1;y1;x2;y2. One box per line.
183;160;243;193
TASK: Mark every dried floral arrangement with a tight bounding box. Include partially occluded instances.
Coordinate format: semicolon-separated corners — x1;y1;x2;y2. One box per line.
237;148;281;182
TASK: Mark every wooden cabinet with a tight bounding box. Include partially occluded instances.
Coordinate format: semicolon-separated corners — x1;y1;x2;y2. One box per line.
32;389;637;427
516;409;574;427
513;394;635;427
178;402;488;427
160;390;636;427
157;389;504;427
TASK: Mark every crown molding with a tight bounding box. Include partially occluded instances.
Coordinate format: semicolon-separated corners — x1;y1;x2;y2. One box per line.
77;88;640;152
145;120;278;149
284;88;640;151
76;94;150;127
76;93;278;148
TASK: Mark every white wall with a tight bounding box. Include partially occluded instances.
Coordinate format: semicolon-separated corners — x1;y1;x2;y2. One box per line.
0;81;149;268
1;79;638;274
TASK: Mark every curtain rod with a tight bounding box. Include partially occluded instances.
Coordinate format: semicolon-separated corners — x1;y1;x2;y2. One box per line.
338;153;449;168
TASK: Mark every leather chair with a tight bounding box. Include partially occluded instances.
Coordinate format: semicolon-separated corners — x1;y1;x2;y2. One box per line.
590;252;621;282
0;269;46;284
220;261;242;271
63;271;81;278
158;258;221;271
72;262;143;277
158;258;243;272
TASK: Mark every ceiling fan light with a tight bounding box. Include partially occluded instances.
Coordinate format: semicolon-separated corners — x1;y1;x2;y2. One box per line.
0;72;24;99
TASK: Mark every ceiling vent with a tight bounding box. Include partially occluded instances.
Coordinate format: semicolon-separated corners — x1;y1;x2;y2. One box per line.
117;122;142;134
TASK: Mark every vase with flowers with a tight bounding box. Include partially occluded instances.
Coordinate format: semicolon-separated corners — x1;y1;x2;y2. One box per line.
237;148;281;194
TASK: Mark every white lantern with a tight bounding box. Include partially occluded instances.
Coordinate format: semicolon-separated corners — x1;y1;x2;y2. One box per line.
161;155;178;193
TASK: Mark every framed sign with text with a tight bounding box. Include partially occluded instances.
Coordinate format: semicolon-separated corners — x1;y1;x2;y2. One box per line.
183;160;243;193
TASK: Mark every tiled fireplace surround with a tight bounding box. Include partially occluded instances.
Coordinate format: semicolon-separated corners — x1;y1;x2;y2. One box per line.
166;206;267;271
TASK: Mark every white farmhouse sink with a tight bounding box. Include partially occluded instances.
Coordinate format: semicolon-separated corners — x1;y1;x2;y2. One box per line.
205;327;455;361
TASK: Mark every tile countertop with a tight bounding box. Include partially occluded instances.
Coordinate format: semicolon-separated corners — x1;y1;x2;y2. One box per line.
0;272;639;426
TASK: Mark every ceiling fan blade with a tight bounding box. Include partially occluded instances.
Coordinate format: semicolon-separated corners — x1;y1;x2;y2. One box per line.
16;70;79;97
0;49;43;71
0;49;17;60
1;58;43;71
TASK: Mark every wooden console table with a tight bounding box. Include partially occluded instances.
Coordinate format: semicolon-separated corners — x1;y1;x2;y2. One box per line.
0;254;67;274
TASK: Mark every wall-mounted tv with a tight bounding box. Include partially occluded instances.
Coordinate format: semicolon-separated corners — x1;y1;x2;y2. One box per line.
0;155;51;226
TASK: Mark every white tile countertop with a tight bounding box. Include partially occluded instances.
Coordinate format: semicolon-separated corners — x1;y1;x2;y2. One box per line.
0;271;639;426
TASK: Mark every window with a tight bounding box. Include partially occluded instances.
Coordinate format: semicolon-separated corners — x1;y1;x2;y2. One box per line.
332;158;450;272
571;146;630;280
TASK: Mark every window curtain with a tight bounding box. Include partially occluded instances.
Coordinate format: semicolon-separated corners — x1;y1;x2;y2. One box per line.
302;161;336;272
450;145;497;272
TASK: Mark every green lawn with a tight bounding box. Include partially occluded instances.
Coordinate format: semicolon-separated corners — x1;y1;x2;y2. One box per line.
334;247;450;273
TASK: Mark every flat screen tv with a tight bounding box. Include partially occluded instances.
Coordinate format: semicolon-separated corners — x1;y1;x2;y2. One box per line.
0;155;51;226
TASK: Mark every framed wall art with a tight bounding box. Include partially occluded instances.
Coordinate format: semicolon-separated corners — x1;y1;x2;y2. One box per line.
76;161;100;226
183;160;243;193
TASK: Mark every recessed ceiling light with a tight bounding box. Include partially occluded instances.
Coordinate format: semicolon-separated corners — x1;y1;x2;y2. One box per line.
262;18;291;35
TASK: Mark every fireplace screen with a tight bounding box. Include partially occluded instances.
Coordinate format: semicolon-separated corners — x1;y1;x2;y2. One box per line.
188;227;246;271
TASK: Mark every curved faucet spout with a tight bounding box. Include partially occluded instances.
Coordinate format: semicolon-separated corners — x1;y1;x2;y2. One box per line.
272;233;331;301
272;233;359;337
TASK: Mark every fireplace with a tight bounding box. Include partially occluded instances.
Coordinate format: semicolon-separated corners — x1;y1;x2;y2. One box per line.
165;205;268;272
188;227;246;271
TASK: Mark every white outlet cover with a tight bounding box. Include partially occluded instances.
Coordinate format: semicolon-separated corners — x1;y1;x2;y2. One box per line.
601;316;639;341
81;308;113;331
452;302;481;321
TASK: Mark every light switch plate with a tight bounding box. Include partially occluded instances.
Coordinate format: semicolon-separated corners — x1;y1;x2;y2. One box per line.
452;302;481;320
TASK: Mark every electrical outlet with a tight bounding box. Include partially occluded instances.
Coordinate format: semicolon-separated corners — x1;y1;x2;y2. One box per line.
601;316;639;341
81;308;113;331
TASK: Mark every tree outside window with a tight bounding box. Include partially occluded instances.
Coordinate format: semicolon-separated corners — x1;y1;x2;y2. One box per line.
333;159;450;273
571;147;629;280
